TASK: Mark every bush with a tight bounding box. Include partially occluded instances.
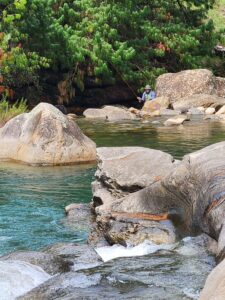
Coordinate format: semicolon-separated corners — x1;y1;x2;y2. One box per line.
0;96;28;126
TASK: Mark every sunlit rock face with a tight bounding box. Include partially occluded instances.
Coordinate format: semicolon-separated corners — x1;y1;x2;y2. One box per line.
156;69;217;101
0;260;51;300
90;142;225;249
0;103;96;165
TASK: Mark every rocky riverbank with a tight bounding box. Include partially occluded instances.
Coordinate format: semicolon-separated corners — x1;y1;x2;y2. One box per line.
82;69;225;125
4;141;225;299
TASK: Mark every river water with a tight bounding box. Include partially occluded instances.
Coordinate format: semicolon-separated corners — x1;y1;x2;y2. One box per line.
0;116;225;299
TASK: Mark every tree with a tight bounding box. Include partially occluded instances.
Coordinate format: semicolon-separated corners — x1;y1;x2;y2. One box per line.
0;0;221;102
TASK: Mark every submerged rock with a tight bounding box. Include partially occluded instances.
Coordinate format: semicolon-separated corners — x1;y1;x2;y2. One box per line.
83;106;137;121
164;115;189;126
0;103;96;165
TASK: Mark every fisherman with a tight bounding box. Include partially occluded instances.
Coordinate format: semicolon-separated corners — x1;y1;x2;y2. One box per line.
137;85;156;103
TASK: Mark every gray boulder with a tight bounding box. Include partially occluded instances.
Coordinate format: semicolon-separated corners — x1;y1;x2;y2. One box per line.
93;147;176;213
83;106;137;121
156;69;215;101
43;243;102;271
0;103;96;165
91;142;225;248
173;94;225;111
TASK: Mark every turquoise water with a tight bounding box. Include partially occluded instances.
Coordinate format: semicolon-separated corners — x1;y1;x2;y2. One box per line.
0;116;225;255
0;163;95;255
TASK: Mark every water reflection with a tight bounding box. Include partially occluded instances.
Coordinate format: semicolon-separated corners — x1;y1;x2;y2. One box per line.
78;116;225;159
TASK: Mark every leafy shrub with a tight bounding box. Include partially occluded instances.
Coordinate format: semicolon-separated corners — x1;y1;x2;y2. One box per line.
0;96;28;126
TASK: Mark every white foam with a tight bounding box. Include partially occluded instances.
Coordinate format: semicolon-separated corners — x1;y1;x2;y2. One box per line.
0;260;51;300
95;240;176;262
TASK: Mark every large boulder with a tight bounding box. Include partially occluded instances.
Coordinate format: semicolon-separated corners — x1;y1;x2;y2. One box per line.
0;103;96;165
156;69;215;101
83;106;137;121
141;97;170;113
91;142;225;246
172;94;225;111
92;147;176;213
90;147;179;246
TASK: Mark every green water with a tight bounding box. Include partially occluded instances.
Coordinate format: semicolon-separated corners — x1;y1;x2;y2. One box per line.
0;116;225;255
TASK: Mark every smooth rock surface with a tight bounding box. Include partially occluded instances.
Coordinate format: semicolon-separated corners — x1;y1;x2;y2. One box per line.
0;103;96;165
91;142;225;244
93;147;175;213
200;258;225;300
156;69;215;101
141;97;170;113
0;260;51;300
83;106;137;121
18;272;102;300
205;107;216;115
164;115;189;126
173;94;225;111
43;243;102;271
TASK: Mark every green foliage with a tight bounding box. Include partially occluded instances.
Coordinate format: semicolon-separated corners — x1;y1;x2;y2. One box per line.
0;95;27;125
0;0;223;98
0;0;50;91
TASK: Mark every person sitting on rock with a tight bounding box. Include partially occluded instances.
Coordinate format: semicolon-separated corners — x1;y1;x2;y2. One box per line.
137;85;156;103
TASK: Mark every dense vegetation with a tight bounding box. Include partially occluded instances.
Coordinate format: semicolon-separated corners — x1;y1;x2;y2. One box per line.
0;0;224;105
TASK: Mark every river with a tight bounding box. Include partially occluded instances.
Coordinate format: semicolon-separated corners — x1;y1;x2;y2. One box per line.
0;116;224;299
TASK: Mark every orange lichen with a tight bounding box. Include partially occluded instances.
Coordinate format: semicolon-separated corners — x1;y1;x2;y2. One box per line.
111;211;169;221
